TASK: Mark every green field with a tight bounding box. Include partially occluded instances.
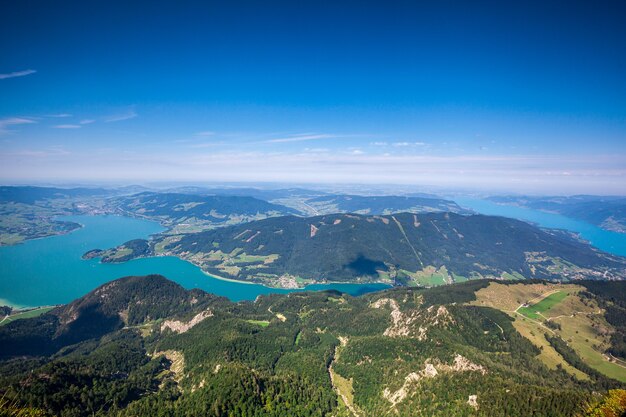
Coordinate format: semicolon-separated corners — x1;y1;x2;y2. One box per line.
401;266;449;286
451;273;469;283
501;271;526;281
0;306;55;326
245;319;270;327
518;291;568;320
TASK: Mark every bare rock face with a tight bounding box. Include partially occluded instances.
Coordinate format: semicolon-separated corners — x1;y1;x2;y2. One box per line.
467;394;479;410
382;354;486;408
161;309;214;334
371;297;455;340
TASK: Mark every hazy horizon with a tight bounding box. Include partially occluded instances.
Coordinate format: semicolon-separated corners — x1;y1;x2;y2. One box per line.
2;1;625;194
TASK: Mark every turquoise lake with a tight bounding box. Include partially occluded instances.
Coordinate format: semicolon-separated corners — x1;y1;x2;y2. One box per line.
456;198;626;257
2;202;625;308
0;215;390;308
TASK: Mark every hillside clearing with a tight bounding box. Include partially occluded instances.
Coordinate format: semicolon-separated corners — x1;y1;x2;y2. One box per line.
0;306;55;326
517;290;568;320
472;282;626;382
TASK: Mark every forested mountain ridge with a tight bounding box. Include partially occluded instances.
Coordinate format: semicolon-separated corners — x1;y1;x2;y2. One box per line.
105;192;298;234
156;187;465;217
302;194;471;215
0;275;225;359
90;212;626;288
0;186;111;204
0;275;624;416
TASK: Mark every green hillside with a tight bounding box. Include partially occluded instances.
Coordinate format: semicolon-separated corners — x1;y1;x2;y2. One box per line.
0;275;624;416
107;192;298;233
91;212;626;288
303;194;471;215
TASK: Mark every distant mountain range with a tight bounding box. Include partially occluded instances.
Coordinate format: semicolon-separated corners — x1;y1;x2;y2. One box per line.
0;186;473;246
89;212;626;288
300;194;471;215
159;186;468;217
163;186;327;200
1;275;624;416
0;185;111;204
489;195;626;233
106;192;298;233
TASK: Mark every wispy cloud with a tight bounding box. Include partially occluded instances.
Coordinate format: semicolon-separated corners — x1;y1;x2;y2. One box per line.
0;69;36;80
188;141;225;148
53;124;81;129
392;141;427;147
194;131;215;137
263;133;334;143
2;148;623;194
0;117;36;135
47;113;72;118
303;147;330;153
79;119;95;125
2;147;71;157
104;110;137;122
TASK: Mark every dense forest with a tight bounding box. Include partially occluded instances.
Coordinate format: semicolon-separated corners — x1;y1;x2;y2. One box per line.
0;275;624;416
580;281;626;360
302;194;470;215
93;212;626;287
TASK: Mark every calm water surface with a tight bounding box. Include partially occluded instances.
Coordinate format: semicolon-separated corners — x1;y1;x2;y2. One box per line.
4;202;623;308
0;215;389;308
456;198;626;257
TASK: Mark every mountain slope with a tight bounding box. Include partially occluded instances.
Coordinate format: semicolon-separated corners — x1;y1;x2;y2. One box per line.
0;275;223;358
304;194;471;215
0;275;624;416
93;212;626;288
107;192;298;233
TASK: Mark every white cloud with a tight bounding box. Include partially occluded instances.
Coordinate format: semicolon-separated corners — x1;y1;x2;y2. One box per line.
188;141;225;148
1;146;624;194
0;117;36;135
53;124;81;129
303;147;330;153
0;69;36;80
79;119;95;125
2;145;70;157
390;141;427;147
104;110;137;122
47;113;72;118
370;141;388;146
263;133;333;143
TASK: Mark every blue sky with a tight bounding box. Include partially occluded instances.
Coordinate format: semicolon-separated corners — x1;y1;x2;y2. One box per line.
1;0;625;194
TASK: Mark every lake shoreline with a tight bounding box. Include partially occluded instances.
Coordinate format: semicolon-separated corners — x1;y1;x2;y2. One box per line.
0;215;391;307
